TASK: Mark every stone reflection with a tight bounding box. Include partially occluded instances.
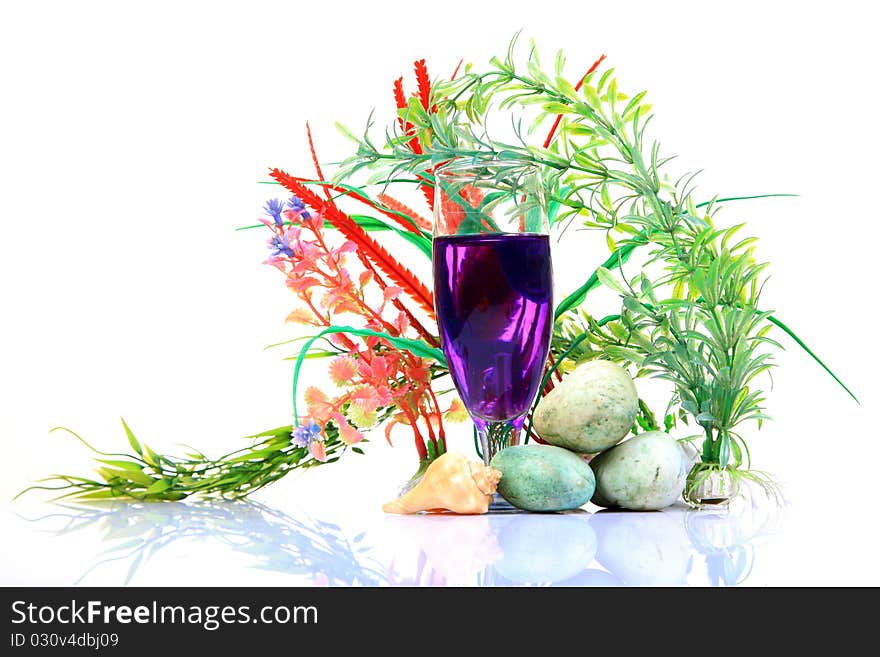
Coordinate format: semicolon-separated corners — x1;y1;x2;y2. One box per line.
383;512;597;585
589;509;693;586
27;493;780;587
390;498;780;586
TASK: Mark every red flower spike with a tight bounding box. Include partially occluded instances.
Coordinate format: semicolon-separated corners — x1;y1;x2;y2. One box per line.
393;75;423;155
394;61;440;213
376;193;432;230
414;59;431;111
542;54;607;149
419;183;434;212
450;58;463;81
393;76;408;110
575;54;608;91
296;176;425;237
304;126;418;231
270;168;436;317
306;122;334;203
393;76;408;135
406;132;424;155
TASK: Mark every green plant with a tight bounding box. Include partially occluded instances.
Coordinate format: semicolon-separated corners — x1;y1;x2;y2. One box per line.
22;36;854;504
17;421;352;501
333;34;856;497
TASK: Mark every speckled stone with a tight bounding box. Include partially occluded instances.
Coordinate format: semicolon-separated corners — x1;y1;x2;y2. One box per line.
490;445;595;512
533;360;638;454
590;431;689;510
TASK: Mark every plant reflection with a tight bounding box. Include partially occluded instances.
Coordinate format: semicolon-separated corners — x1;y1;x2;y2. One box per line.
27;494;780;587
26;501;386;586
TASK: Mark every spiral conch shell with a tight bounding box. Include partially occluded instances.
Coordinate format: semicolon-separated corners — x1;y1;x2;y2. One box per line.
382;452;502;515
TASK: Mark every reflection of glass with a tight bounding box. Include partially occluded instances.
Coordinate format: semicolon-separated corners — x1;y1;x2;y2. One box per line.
383;515;502;586
432;161;553;501
384;512;596;586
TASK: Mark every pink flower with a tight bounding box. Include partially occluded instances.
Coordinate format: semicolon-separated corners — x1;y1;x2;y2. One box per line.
286;308;318;325
350;385;382;414
258;192;446;463
334;414;364;445
393;310;410;334
287;275;322;294
304;387;335;425
309;440;327;462
406;360;430;383
383;286;402;302
263;256;287;271
328;356;358;386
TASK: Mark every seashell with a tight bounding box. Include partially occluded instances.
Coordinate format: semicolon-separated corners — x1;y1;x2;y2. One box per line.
382;452;502;514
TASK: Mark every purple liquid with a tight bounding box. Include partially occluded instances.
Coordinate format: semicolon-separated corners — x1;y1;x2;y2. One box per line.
433;233;553;422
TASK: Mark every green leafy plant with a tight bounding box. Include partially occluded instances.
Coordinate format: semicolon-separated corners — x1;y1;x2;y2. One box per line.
22;35;855;504
332;34;856;500
17;421;352;501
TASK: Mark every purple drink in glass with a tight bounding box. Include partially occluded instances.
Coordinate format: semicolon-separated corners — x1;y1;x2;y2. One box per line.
432;159;553;511
433;233;553;426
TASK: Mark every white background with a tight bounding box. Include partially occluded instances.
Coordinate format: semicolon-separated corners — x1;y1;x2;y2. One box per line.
1;0;878;585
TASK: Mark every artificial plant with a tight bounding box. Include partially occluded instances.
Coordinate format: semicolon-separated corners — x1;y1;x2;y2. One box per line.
22;36;854;503
330;35;856;499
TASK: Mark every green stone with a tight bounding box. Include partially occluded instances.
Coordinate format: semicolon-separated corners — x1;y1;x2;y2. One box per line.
490;445;595;512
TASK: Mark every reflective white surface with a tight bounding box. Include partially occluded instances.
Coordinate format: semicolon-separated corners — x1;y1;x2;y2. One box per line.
3;494;789;587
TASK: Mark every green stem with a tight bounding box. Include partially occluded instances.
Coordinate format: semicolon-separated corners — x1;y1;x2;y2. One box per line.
701;426;715;464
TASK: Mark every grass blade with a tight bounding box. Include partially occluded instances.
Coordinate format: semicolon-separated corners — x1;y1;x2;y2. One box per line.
554;241;640;320
695;193;798;209
292;326;446;422
768;315;859;403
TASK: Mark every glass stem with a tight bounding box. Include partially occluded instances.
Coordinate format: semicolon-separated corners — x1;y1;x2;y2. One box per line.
475;417;524;466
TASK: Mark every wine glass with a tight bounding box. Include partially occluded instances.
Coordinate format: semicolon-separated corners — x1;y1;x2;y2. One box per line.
432;159;554;510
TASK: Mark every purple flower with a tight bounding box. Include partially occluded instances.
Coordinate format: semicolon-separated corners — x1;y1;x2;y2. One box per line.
291;420;322;448
269;234;294;257
287;195;311;219
264;198;286;226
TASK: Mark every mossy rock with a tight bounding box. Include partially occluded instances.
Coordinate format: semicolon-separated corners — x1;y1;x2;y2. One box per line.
534;360;638;454
490;445;595;512
590;431;688;510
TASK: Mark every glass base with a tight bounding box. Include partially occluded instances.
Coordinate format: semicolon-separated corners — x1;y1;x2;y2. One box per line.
476;416;525;466
488;493;522;513
477;418;525;513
